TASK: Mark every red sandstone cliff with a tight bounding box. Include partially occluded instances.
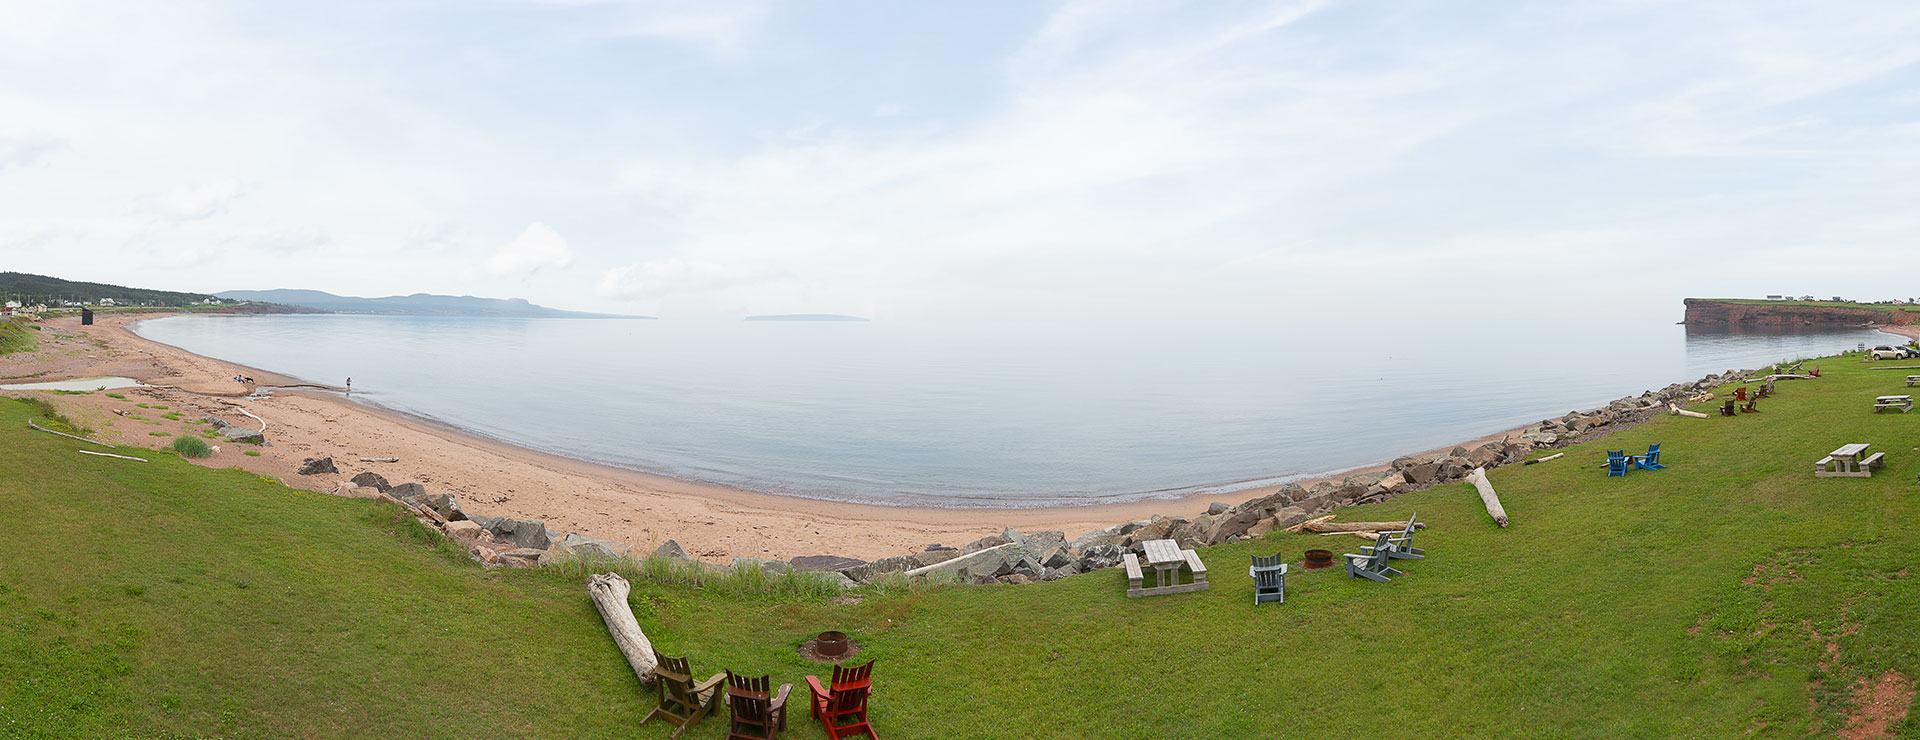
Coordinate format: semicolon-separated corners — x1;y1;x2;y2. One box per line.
1683;299;1917;326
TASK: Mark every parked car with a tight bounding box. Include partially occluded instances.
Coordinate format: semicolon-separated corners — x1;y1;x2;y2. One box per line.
1867;345;1917;360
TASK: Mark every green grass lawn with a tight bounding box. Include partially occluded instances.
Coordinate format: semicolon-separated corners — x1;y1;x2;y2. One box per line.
3;353;1918;739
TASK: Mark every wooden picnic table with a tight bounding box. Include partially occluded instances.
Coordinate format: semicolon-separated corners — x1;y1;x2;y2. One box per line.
1141;539;1186;588
1122;539;1210;597
1874;395;1913;413
1816;443;1885;478
1907;375;1920;387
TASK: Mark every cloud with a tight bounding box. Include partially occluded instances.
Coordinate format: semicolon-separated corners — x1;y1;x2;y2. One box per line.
243;230;330;254
529;0;769;50
157;180;247;221
0;132;64;170
597;258;778;300
471;222;575;279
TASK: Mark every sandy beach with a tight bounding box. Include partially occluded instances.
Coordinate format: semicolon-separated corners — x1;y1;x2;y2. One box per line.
2;312;1530;561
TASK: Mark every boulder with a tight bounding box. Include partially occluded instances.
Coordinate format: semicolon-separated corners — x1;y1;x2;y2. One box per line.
1465;443;1505;469
350;471;391;491
468;544;501;566
1376;472;1407;493
653;539;690;560
481;518;552;550
337;485;383;500
912;548;963;568
1206;501;1231;516
1115;521;1148;536
498;548;545;568
387;482;427;499
413;493;465;522
842;555;918;583
1342;470;1389;488
1003;574;1032;585
1040;564;1079;581
760;560;792;576
1403;462;1445;485
962;534;1011;553
819;571;858;590
1075;544;1123;571
1038;546;1075;569
1002;528;1067;556
1121;517;1182;547
202;415;229;429
902;542;1028;582
297;457;337;475
1069;528;1122;551
553;532;630;559
444;520;489;546
791;554;867;572
220;426;264;444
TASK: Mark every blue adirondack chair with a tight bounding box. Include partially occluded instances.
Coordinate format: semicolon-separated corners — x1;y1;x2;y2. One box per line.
1637;443;1668;470
1606;450;1629;477
1344;532;1404;583
1249;552;1286;605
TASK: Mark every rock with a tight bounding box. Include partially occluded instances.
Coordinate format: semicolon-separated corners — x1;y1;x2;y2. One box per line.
498;548;545;568
1376;472;1407;493
1069;528;1122;551
791;555;867;572
1002;528;1067;556
413;493;465;522
820;571;858;590
479;518;551;550
1449;446;1469;457
1403;462;1445;485
842;555;918;583
387;482;427;499
1466;443;1505;469
1115;520;1148;535
1246;517;1280;539
219;426;264;444
349;472;391;491
1270;506;1311;531
297;457;337;475
961;534;1011;553
971;574;1000;585
1207;501;1231;516
1342;471;1389;488
337;485;383;499
653;539;689;560
1038;546;1075;569
903;542;1029;582
444;520;487;545
1122;517;1184;547
912;548;963;568
468;544;501;566
760;560;791;576
1003;574;1032;585
554;532;630;559
202;415;228;428
1075;544;1123;571
1040;565;1078;582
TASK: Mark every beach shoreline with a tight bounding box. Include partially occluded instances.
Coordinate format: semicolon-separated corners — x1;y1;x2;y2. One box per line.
1;312;1624;560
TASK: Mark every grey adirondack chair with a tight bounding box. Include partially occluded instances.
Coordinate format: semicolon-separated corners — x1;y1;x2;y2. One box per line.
1249;552;1287;605
1366;513;1424;560
1345;532;1404;583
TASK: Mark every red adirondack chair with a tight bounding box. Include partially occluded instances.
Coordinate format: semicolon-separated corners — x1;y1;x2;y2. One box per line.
805;660;877;739
1733;387;1748;401
1809;366;1822;377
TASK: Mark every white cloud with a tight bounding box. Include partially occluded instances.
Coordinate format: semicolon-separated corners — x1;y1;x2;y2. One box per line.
471;222;575;279
157;181;247;222
0;132;64;170
529;0;769;51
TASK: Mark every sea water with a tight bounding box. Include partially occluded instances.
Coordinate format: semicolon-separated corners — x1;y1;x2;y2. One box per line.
133;316;1890;508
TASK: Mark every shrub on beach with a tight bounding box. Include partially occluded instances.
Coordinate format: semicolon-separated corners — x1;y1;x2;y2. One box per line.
171;435;212;458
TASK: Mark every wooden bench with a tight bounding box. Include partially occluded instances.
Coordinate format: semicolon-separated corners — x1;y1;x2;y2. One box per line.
1184;549;1208;585
1863;452;1886;470
1873;396;1913;413
1122;553;1144;592
1814;456;1834;475
1907;375;1920;388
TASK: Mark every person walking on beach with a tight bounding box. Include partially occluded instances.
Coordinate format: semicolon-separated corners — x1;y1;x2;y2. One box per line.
346;377;352;394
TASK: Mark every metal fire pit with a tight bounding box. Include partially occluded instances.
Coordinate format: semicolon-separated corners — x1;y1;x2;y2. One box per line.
1302;550;1335;570
815;631;850;657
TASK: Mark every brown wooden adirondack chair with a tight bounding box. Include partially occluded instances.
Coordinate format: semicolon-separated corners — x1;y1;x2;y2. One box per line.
644;651;725;739
1719;400;1736;417
806;660;877;739
725;671;790;740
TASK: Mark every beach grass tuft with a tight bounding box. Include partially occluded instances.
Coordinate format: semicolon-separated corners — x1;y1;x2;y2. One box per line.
168;435;212;458
12;395;91;437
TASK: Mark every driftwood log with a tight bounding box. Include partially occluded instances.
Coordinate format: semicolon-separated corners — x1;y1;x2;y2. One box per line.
587;573;657;686
1283;514;1337;533
1466;467;1508;527
1523;452;1565;465
1302;520;1427;533
28;420;115;447
359;457;399;463
1668;403;1709;419
78;449;148;462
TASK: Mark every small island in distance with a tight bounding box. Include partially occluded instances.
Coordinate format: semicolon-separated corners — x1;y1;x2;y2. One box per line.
745;314;870;322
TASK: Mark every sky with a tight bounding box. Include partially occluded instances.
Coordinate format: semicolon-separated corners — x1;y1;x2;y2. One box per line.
2;1;1918;321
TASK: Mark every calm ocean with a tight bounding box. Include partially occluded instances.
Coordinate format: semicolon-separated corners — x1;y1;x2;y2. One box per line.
134;316;1891;508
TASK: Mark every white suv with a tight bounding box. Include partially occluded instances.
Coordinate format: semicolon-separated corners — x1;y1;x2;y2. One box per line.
1868;345;1916;361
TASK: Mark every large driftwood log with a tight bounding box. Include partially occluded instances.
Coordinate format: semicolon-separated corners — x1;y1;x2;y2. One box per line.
1466;467;1508;527
587;573;657;686
1284;514;1338;533
77;449;148;462
1523;452;1565;465
28;420;115;447
1668;403;1709;419
1303;520;1427;533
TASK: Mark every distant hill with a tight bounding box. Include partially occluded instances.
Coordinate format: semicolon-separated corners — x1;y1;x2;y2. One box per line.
744;314;869;322
215;289;648;318
0;272;216;307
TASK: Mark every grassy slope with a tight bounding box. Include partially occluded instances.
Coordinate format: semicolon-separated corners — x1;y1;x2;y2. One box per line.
1696;298;1920;316
0;317;35;356
3;353;1919;739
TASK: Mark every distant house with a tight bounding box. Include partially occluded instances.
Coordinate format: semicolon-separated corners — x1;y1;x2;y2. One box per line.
1833;296;1844;302
1766;295;1784;300
98;298;116;306
3;300;19;309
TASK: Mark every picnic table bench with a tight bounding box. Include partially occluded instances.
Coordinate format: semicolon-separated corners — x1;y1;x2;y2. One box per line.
1122;539;1209;597
1908;375;1920;388
1874;395;1913;413
1815;443;1885;478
